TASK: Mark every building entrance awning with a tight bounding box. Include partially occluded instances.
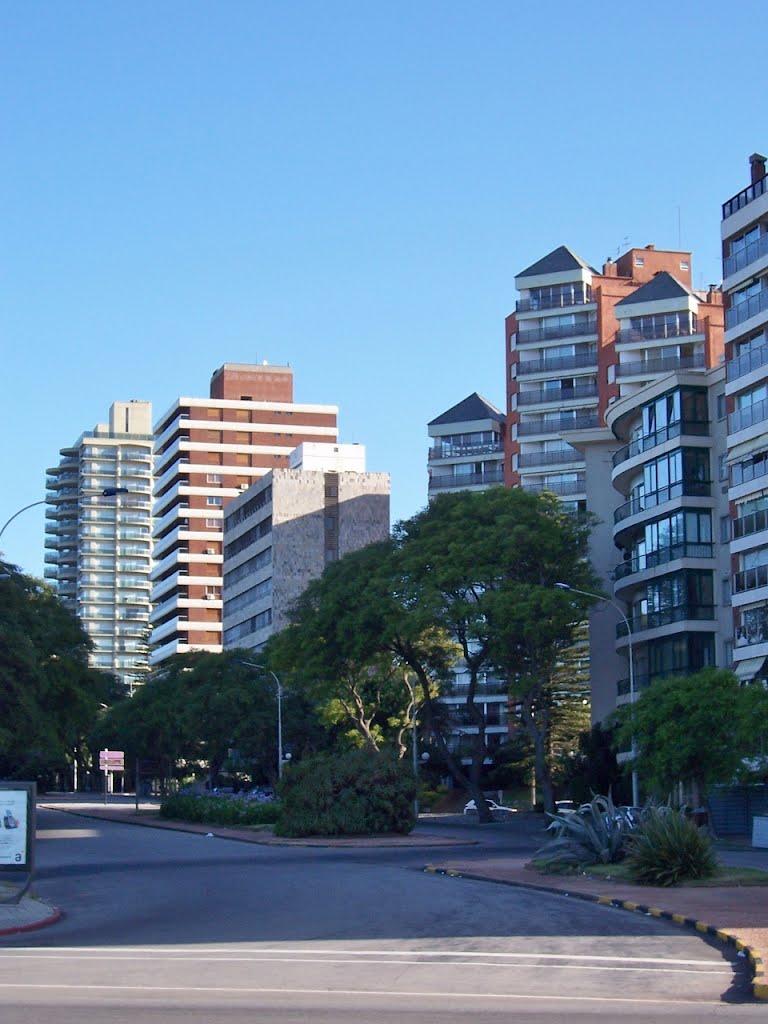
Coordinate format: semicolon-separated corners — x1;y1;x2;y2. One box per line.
734;656;766;681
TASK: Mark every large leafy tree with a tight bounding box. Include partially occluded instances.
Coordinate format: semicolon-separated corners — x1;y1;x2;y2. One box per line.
394;487;598;816
268;542;453;759
0;562;110;785
612;668;767;806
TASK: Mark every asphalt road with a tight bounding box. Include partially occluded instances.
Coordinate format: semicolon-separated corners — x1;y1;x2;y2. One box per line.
0;807;760;1022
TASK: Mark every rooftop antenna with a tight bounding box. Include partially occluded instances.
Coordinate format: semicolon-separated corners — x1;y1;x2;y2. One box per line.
677;206;682;249
616;236;630;258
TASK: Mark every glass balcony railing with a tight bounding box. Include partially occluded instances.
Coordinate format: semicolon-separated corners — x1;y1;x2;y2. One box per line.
515;320;597;345
733;506;768;541
616;604;716;637
616;353;705;378
722;173;768;219
428;442;503;460
616;322;701;344
726;341;768;382
616;662;707;696
729;395;768;434
726;287;768;330
733;563;768;595
521;479;585;496
516;351;597;375
517;383;598;406
517;449;580;468
517;412;599;436
612;420;709;468
613;480;711;524
724;232;768;278
429;468;505;490
613;541;714;580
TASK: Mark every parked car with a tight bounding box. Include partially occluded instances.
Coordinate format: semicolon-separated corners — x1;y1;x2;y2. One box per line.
463;798;515;815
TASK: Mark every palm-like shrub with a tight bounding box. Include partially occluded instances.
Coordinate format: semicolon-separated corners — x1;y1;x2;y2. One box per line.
534;794;633;871
624;807;718;886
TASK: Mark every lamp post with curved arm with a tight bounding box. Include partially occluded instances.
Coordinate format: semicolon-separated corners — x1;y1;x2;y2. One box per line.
555;582;639;806
1;488;131;544
237;660;284;779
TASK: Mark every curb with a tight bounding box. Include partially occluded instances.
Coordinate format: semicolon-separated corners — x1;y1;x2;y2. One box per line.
0;905;61;937
424;865;767;1001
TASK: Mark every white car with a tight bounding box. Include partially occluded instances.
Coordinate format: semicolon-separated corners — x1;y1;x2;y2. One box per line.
463;798;515;815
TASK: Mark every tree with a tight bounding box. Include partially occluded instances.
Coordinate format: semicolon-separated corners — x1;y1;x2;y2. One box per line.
0;562;110;786
268;542;452;759
393;488;598;817
612;668;759;806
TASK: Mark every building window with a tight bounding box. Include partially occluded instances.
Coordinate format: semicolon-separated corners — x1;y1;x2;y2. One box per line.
635;257;645;267
206;408;219;419
205;518;218;528
716;394;726;421
720;515;731;542
680;261;689;271
207;431;221;442
207;496;223;506
207;474;223;484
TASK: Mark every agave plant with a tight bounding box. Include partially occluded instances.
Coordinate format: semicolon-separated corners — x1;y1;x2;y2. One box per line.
534;793;633;872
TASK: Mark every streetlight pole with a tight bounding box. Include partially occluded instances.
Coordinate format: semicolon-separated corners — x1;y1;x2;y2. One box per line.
1;489;130;544
555;582;639;807
0;501;47;543
238;661;284;779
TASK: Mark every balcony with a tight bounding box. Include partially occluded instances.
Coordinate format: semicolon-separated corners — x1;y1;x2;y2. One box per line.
616;604;716;637
612;420;709;468
516;288;593;314
733;506;768;541
517;383;598;407
616;322;701;345
613;541;714;580
726;287;768;331
521;478;585;497
517;449;580;469
724;232;768;278
613;480;711;525
733;563;768;595
616;664;703;696
616;353;705;378
428;442;503;460
727;340;768;382
516;351;597;376
722;173;768;219
429;468;505;490
515;320;597;345
517;412;599;436
729;395;768;434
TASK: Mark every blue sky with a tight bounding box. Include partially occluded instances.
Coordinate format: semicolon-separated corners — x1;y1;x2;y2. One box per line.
1;1;763;577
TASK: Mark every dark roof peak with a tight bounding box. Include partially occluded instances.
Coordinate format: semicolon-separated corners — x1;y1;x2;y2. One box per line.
428;392;505;427
614;271;694;308
516;245;595;279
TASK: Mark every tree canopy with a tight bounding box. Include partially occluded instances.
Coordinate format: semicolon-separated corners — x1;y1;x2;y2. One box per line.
0;562;110;785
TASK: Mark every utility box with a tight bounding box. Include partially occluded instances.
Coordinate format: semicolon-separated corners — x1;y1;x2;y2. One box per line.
752;815;768;848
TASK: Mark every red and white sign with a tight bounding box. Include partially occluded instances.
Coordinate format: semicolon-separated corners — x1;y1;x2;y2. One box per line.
99;749;125;772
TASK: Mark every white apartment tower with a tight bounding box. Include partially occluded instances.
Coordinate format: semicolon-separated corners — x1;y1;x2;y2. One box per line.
722;153;768;685
45;400;154;694
150;364;338;664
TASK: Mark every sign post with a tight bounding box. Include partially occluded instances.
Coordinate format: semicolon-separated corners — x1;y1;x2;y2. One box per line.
99;749;125;804
0;782;36;905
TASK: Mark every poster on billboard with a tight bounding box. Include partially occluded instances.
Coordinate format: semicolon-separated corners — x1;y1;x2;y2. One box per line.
0;783;35;876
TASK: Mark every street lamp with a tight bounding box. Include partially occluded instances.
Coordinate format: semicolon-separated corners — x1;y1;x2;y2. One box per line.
0;488;131;543
237;661;285;779
555;582;639;807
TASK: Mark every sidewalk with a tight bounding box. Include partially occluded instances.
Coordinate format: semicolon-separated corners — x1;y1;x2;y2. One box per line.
7;800;768;1000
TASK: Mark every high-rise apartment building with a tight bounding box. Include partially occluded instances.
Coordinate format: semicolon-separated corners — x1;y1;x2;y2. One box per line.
45;401;154;694
505;244;726;725
427;393;505;499
722;152;768;686
222;442;390;651
505;245;723;514
150;364;337;665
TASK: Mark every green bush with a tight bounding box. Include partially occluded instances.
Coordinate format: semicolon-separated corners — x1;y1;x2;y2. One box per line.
159;793;280;827
624;807;719;886
274;748;417;837
533;794;632;872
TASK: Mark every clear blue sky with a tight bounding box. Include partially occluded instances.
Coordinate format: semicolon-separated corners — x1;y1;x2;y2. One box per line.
1;0;763;577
